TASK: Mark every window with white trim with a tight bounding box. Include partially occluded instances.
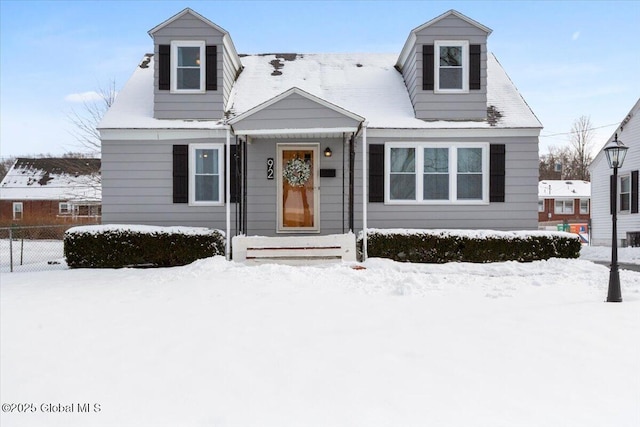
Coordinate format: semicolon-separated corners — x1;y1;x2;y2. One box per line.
59;202;70;215
620;175;630;212
13;202;23;220
435;40;469;92
385;143;488;204
580;199;589;214
171;41;205;92
189;144;224;205
538;200;545;212
554;200;574;214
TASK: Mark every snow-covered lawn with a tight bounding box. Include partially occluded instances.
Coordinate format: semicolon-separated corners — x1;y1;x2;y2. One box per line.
1;255;639;426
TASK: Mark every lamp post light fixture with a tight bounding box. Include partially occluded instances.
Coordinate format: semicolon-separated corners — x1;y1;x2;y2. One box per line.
603;133;629;303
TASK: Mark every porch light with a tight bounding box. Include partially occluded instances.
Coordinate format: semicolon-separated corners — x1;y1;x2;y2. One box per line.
324;147;332;157
604;133;628;303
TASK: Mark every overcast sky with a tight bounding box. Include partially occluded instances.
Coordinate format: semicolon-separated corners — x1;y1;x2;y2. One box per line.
1;0;639;158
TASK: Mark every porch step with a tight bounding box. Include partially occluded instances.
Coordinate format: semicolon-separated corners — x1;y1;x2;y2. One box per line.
232;234;357;264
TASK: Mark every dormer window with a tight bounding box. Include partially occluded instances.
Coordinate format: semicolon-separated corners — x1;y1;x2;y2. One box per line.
435;41;468;92
171;41;206;93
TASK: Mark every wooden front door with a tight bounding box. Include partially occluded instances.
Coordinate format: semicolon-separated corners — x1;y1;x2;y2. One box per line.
277;144;319;232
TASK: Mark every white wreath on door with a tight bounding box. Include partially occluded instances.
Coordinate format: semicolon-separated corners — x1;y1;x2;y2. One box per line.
283;157;311;187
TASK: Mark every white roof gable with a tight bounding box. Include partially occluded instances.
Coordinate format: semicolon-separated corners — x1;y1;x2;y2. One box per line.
590;97;640;171
539;180;591;199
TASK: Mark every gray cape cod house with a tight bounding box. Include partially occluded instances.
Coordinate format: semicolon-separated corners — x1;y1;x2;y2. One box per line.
98;8;541;258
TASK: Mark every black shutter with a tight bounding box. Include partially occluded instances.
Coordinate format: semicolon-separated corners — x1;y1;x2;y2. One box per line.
158;44;170;91
610;175;616;215
206;45;217;91
469;44;481;90
230;144;241;203
173;145;188;203
422;45;434;91
489;144;505;202
632;170;639;214
369;145;385;203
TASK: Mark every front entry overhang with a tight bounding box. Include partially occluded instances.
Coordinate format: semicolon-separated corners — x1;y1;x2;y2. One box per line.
228;87;364;137
225;87;368;259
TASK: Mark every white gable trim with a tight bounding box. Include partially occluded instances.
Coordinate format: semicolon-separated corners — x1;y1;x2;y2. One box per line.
148;8;229;37
228;87;365;125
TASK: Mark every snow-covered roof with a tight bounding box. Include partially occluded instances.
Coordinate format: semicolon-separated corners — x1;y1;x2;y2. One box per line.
0;158;101;202
538;180;591;199
100;51;541;131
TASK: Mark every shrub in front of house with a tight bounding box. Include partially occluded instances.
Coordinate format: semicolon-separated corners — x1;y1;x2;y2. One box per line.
363;229;581;263
64;225;225;268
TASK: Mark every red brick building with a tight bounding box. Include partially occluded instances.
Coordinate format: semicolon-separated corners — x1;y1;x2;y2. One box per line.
538;180;590;231
0;158;101;226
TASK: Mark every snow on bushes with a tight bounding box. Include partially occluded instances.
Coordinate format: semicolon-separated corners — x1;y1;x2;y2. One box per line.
363;229;581;263
64;224;224;268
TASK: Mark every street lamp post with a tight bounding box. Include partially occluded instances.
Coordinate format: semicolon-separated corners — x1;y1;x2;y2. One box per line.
603;134;628;303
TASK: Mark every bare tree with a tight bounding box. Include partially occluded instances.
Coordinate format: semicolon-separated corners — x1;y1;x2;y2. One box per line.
569;115;594;181
540;115;596;182
540;145;574;180
67;80;116;154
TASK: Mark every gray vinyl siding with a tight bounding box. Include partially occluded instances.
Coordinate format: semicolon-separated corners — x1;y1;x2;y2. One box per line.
222;40;239;109
590;102;640;246
243;137;350;237
232;93;361;132
401;14;489;121
152;13;225;120
101;138;238;233
352;133;539;231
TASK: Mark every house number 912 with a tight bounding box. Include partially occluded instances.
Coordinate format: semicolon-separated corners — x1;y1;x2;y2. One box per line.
266;158;274;180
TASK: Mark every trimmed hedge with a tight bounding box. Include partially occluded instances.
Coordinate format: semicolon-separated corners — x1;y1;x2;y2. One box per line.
364;229;581;263
64;225;225;269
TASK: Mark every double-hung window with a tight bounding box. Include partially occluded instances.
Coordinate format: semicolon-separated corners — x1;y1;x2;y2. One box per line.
580;199;589;214
386;143;488;204
435;40;469;92
554;200;574;214
620;175;630;212
12;202;23;220
189;144;224;205
171;41;205;92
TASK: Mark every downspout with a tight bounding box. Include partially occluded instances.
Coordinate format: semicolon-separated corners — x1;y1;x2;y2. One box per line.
348;133;355;232
362;122;368;260
226;126;231;260
342;133;346;234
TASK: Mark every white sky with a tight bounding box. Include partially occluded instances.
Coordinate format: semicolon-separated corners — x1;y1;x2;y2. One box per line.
1;0;639;158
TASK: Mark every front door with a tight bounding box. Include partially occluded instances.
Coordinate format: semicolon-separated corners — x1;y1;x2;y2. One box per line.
277;144;320;233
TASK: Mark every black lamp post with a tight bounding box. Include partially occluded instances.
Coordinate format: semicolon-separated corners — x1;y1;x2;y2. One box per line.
603;133;628;303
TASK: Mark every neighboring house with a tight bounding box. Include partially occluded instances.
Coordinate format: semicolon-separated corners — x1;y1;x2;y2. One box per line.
98;8;541;253
590;98;640;247
538;180;590;228
0;158;101;225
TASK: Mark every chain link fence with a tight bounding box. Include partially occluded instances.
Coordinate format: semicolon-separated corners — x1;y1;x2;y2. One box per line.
0;225;71;273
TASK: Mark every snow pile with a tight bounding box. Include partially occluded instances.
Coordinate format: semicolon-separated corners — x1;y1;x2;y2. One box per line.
365;227;578;240
2;256;639;427
66;224;223;237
